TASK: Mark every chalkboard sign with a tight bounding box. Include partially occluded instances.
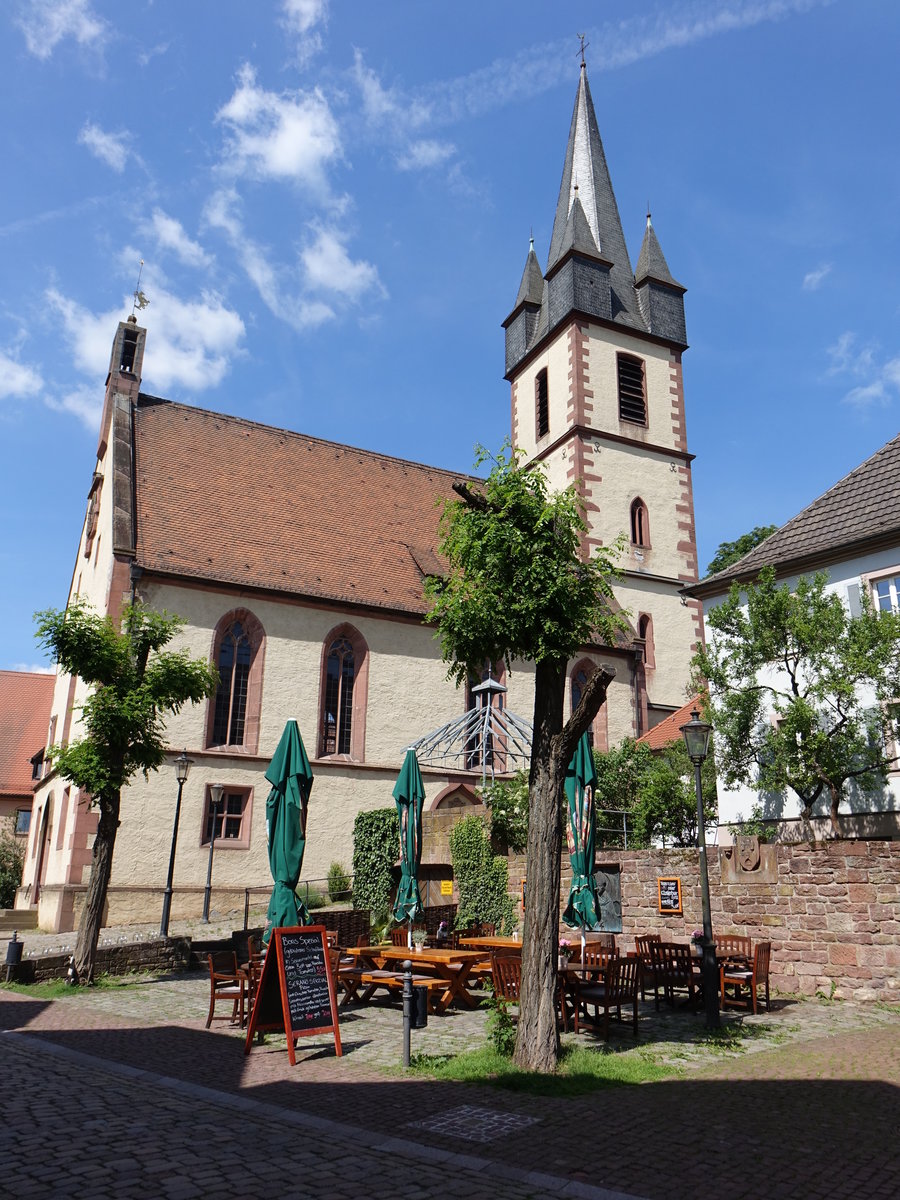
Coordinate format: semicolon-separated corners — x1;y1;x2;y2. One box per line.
657;876;683;915
244;925;342;1063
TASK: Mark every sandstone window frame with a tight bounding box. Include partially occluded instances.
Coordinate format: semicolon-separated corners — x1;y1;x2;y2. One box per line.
205;609;266;754
318;623;369;761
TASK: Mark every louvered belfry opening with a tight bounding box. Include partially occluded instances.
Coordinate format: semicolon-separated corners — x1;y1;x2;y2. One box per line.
617;354;646;424
536;368;549;438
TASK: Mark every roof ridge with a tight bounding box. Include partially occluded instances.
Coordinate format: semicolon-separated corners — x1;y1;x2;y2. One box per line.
137;393;482;483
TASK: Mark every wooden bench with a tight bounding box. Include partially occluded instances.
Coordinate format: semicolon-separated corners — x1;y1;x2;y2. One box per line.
353;970;444;1012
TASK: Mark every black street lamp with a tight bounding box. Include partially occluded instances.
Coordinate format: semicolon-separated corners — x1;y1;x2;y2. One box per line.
680;707;719;1029
160;750;193;938
201;783;224;923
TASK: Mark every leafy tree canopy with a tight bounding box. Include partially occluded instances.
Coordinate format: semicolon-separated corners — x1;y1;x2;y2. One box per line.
693;567;900;832
705;524;778;578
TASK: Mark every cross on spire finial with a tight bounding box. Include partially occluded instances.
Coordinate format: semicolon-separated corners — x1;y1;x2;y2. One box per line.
577;33;589;67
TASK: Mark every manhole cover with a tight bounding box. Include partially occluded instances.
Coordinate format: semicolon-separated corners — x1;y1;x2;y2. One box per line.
408;1104;540;1143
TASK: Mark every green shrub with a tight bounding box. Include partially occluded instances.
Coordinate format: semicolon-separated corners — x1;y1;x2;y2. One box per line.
484;986;517;1056
480;770;529;852
0;818;24;909
302;887;328;911
352;808;399;921
327;860;351;902
449;814;516;934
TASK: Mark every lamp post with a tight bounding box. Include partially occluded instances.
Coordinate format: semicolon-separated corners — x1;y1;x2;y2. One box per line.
680;708;719;1029
201;783;224;923
160;750;193;938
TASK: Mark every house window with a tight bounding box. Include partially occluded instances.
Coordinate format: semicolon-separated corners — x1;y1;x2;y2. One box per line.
571;667;595;749
322;637;355;755
630;498;649;547
212;622;251;744
873;575;900;614
201;786;251;847
207;610;265;752
638;613;655;668
617;354;646;425
535;369;549;438
15;809;31;836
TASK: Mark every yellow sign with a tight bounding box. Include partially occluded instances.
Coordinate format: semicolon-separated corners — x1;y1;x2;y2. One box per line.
440;879;453;896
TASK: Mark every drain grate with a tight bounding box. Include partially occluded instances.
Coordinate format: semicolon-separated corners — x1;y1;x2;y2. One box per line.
408;1103;540;1143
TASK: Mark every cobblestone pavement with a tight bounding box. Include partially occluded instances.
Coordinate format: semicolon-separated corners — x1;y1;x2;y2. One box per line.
1;973;898;1200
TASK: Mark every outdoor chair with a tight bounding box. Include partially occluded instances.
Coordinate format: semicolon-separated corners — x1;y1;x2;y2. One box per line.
579;946;616;978
650;942;698;1010
721;941;771;1015
573;955;639;1040
205;951;246;1029
714;934;753;965
491;953;522;1021
390;927;409;946
635;934;661;1003
480;923;497;936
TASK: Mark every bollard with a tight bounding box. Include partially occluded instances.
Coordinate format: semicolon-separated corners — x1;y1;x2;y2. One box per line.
402;959;413;1069
5;931;24;983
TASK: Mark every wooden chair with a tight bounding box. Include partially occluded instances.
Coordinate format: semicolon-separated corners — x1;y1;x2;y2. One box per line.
579;946;616;978
206;951;246;1029
356;932;371;947
390;926;409;946
635;934;661;1003
650;942;699;1010
325;929;339;948
491;952;522;1020
715;934;753;965
573;956;640;1040
721;942;771;1015
480;923;496;937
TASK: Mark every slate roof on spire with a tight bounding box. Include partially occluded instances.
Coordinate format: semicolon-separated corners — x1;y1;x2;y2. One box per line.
546;67;643;329
635;215;684;290
558;193;602;260
513;241;544;308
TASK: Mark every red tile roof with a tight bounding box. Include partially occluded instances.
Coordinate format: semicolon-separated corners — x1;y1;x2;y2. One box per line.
133;398;470;614
637;695;702;751
0;671;54;798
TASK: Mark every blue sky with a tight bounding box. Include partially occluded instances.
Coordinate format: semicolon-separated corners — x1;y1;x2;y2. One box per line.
2;0;899;671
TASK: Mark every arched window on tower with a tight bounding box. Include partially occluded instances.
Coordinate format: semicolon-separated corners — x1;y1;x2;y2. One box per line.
535;368;550;439
207;610;265;752
630;498;649;547
319;624;369;759
638;613;655;668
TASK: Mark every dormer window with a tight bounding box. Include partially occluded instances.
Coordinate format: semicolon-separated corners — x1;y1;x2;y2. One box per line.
535;369;549;439
617;354;646;425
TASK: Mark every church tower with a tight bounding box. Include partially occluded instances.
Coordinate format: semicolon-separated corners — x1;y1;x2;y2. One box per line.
504;64;702;732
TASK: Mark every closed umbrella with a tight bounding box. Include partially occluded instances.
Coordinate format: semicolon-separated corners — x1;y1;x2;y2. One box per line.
562;733;602;957
263;719;314;947
392;748;425;941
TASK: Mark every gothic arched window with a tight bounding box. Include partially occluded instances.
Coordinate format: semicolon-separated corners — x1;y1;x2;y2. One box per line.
630;498;649;547
206;609;265;752
319;625;369;759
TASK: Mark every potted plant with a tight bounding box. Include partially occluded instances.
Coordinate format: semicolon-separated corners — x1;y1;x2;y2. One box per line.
412;927;428;949
558;938;572;971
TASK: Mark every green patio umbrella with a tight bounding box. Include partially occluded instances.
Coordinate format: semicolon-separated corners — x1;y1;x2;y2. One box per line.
392;748;425;934
562;732;602;944
263;719;314;947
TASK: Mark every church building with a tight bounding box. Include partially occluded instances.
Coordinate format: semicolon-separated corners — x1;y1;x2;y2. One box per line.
18;66;702;933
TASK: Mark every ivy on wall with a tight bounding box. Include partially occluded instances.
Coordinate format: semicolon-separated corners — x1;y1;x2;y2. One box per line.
449;814;517;934
351;808;399;921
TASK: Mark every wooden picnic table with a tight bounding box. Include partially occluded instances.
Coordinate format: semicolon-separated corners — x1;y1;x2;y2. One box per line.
458;935;522;952
340;945;486;1012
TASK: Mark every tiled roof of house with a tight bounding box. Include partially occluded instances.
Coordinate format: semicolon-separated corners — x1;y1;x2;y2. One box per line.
636;695;702;751
689;432;900;598
133;397;470;615
0;670;54;798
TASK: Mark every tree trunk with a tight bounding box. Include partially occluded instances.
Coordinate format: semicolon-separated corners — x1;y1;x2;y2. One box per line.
74;789;121;983
828;785;843;839
514;658;566;1073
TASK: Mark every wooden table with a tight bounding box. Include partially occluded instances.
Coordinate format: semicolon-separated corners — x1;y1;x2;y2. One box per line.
341;945;486;1012
458;936;522;952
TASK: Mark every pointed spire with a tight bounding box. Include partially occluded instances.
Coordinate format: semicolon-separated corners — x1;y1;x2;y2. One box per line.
635;210;684;289
559;193;601;260
546;66;638;324
513;236;544;308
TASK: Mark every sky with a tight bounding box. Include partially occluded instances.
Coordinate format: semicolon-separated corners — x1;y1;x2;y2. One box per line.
2;0;899;672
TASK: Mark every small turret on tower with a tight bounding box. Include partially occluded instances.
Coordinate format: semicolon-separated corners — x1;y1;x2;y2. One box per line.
97;316;146;459
634;212;687;348
503;238;544;376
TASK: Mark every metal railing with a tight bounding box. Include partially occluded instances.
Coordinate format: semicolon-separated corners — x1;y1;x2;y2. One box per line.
242;875;355;930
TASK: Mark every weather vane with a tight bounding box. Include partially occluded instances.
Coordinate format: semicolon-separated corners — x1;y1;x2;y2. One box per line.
132;259;149;316
577;33;589;66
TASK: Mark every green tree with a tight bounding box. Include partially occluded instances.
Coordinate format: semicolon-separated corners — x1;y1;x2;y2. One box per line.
426;445;626;1073
0;817;25;909
592;739;717;848
448;814;517;934
480;769;530;853
35;599;218;982
705;524;778;577
693;567;900;834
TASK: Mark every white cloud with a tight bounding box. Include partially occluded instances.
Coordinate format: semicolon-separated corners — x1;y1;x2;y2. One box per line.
842;381;888;411
215;64;340;192
46;384;103;429
10;663;54;674
46;270;246;395
802;263;832;291
15;0;107;60
301;225;383;301
0;351;43;400
396;139;457;172
78;122;132;173
145;209;213;269
827;332;876;379
829;332;900;411
281;0;328;64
